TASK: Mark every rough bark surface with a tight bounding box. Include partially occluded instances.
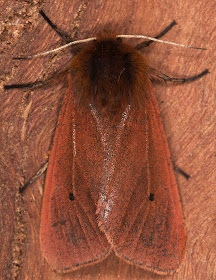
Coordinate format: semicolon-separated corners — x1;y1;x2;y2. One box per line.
0;0;215;279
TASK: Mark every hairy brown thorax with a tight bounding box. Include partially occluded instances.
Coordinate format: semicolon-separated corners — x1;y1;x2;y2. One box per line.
70;30;150;115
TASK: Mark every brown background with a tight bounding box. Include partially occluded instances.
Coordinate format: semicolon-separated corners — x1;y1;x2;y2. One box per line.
0;0;215;279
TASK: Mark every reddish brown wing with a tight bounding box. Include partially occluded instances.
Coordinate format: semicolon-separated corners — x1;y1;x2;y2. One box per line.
40;74;185;273
96;82;186;274
40;81;110;272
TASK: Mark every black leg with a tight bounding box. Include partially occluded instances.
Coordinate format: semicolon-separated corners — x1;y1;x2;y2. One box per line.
39;10;73;43
173;163;190;180
155;69;209;84
135;20;177;50
4;61;71;90
4;80;47;90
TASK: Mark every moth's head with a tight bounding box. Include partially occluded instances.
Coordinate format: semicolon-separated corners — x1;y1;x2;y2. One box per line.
71;30;150;116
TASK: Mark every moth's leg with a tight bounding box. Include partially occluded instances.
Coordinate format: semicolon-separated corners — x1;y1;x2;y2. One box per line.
150;68;209;84
39;10;73;43
4;61;71;90
173;163;190;180
150;68;209;179
4;73;66;90
4;80;48;89
135;20;177;50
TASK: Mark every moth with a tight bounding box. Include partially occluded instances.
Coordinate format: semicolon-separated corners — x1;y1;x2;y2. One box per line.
5;10;208;274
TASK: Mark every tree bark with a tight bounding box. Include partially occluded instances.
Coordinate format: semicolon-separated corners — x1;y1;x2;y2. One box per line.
0;0;215;279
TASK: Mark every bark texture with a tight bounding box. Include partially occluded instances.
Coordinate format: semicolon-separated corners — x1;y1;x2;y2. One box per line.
0;0;215;279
